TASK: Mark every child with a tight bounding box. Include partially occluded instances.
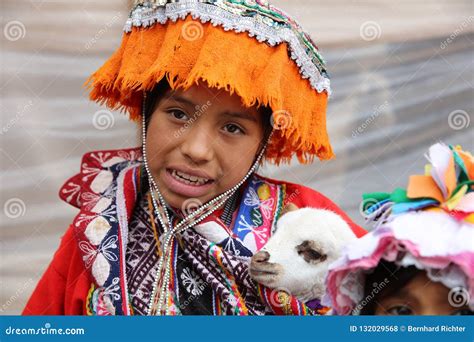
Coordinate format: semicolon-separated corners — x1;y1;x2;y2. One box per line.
23;0;365;315
324;143;473;315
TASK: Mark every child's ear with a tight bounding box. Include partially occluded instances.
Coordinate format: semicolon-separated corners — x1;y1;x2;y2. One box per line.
280;203;299;216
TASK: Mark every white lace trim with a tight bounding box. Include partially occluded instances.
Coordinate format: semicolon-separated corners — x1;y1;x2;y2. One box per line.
124;1;332;95
398;254;469;297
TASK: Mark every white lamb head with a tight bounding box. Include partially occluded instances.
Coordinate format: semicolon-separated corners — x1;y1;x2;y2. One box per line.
249;206;357;302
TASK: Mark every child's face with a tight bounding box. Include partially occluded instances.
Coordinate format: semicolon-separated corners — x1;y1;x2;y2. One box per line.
146;84;266;209
374;272;471;315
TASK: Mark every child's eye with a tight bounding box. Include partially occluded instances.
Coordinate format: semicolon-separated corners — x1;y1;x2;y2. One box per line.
223;123;244;135
386;305;413;315
168;109;189;121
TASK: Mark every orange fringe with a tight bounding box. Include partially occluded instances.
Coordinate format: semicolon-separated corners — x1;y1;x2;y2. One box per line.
85;16;333;164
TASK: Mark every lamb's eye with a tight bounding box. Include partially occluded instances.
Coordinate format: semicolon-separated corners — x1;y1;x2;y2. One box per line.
306;249;322;260
296;241;327;263
298;249;323;262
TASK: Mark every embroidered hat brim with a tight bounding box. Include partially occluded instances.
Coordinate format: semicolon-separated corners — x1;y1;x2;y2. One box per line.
85;1;333;164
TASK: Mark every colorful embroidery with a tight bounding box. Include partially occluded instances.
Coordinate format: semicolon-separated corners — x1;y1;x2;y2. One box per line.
68;148;320;315
85;283;95;316
234;178;279;252
209;243;249;315
69;148;142;315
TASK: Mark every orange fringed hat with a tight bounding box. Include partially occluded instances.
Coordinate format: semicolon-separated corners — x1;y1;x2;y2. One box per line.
85;0;333;164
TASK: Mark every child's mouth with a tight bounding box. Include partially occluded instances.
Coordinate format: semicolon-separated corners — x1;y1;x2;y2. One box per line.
170;169;211;185
162;168;215;198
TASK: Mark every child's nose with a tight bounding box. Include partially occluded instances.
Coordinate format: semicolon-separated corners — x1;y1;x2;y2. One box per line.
180;128;215;164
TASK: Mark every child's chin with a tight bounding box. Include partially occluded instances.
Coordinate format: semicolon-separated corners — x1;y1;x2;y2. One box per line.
163;191;214;211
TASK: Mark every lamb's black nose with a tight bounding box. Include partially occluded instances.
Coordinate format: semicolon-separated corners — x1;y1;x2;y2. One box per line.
252;250;270;263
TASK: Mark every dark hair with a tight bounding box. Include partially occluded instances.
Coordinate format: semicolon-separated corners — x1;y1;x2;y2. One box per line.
143;79;171;129
359;260;420;315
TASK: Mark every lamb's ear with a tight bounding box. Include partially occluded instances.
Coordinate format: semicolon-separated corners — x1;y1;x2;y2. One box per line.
280;203;299;217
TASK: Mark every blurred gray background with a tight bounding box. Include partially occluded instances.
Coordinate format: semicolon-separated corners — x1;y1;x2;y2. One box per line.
1;0;473;314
